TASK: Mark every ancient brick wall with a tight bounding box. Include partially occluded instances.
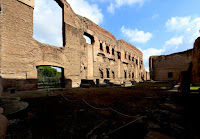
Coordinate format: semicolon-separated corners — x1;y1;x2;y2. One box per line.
0;0;147;92
191;37;200;84
149;50;193;81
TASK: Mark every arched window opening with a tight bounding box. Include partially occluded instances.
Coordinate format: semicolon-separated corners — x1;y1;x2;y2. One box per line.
132;57;134;62
83;35;92;44
33;0;63;47
125;52;127;59
37;66;64;89
83;32;94;44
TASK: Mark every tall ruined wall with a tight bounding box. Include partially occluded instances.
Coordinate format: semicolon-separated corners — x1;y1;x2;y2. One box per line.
0;1;3;94
0;0;146;92
149;49;193;81
1;0;37;91
192;37;200;84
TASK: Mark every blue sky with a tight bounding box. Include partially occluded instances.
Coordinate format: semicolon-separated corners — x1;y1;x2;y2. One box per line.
33;0;200;71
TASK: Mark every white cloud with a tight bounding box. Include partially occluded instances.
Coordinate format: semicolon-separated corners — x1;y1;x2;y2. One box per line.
107;0;146;13
165;36;183;46
142;48;164;71
142;16;200;72
33;0;62;46
107;3;115;14
67;0;103;25
33;0;104;46
165;16;200;48
121;26;152;43
165;16;191;30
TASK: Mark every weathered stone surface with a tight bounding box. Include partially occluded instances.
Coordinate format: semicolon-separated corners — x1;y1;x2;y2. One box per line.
145;131;174;139
192;37;200;84
2;101;28;116
0;0;149;92
0;114;8;139
149;49;192;81
0;107;3;114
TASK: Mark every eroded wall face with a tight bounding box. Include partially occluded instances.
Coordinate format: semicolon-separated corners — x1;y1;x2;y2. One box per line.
149;50;193;81
0;0;147;91
192;37;200;84
1;0;37;91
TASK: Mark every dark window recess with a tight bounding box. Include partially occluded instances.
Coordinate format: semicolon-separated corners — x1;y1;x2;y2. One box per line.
168;72;173;78
124;71;127;79
129;73;131;78
99;69;103;79
112;48;115;55
106;69;110;78
136;59;138;65
140;65;141;69
125;52;127;59
117;52;121;59
112;71;115;79
132;57;134;61
0;5;1;13
141;61;143;64
132;72;134;79
106;46;110;54
129;55;131;60
100;43;103;51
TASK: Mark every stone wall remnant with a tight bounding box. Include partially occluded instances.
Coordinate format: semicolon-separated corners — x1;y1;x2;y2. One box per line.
0;0;148;92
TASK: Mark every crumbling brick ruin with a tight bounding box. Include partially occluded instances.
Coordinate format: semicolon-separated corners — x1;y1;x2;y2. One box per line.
0;0;148;93
149;49;193;81
149;36;200;84
191;37;200;84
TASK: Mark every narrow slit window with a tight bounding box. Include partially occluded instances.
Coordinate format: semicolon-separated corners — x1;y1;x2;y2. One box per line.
117;52;121;59
112;48;115;55
106;69;110;78
124;70;127;79
106;46;110;54
100;43;103;51
0;5;2;13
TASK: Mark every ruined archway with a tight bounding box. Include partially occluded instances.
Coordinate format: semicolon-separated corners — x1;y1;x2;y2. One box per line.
36;65;64;89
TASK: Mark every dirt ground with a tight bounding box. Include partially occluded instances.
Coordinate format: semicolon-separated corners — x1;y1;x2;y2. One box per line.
3;82;200;139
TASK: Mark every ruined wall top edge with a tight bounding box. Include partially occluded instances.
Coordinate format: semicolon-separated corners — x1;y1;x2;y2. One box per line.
17;0;34;8
119;40;143;55
150;49;193;59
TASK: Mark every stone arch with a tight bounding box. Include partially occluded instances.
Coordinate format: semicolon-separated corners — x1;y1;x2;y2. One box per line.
35;61;65;88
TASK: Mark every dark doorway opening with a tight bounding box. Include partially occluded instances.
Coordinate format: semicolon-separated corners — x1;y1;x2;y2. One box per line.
124;70;127;79
37;66;64;89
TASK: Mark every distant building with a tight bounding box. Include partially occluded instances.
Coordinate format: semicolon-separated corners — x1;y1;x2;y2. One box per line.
149;37;200;84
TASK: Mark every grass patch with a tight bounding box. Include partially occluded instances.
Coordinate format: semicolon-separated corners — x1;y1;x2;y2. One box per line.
190;86;200;91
